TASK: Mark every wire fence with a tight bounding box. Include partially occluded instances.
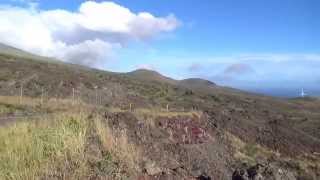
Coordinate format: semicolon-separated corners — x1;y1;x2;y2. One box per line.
7;82;126;107
0;82;198;124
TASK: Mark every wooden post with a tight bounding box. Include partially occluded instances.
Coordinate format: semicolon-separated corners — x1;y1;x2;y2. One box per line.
129;103;132;111
166;104;169;112
72;88;75;105
96;89;98;105
94;86;98;106
78;89;81;104
41;87;44;105
20;84;23;104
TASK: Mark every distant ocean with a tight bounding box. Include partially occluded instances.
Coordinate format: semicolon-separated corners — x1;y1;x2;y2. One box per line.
239;87;320;98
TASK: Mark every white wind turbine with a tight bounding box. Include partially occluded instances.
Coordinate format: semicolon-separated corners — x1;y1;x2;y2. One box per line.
300;88;306;98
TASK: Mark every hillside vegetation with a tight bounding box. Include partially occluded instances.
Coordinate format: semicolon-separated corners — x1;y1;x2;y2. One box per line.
0;45;319;179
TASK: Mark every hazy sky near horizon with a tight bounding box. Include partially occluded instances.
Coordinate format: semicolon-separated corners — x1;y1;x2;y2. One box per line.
0;0;319;97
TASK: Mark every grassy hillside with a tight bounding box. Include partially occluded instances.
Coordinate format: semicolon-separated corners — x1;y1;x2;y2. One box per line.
0;96;319;179
0;96;206;179
0;45;320;179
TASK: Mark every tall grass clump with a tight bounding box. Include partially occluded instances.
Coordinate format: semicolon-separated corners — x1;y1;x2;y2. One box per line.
0;113;88;179
94;116;140;174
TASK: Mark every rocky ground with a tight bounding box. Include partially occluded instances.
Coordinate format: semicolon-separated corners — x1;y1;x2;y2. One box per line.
96;110;320;180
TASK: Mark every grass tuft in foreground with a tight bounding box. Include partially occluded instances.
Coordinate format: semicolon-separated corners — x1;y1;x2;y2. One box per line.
0;113;88;179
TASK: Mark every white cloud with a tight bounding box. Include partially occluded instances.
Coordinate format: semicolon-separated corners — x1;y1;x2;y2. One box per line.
188;63;202;72
53;39;120;67
0;1;180;67
135;64;156;71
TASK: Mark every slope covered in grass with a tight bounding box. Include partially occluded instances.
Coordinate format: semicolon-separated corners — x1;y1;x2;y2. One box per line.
0;45;320;179
0;113;89;179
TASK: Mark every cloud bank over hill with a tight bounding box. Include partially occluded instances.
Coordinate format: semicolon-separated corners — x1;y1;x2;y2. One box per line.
0;1;180;67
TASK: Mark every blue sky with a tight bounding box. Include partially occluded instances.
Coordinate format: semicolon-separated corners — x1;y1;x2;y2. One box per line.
1;0;319;97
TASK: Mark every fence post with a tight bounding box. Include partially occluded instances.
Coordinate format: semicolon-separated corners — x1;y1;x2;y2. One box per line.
41;87;44;105
94;86;98;106
78;89;81;104
72;88;75;105
20;84;23;104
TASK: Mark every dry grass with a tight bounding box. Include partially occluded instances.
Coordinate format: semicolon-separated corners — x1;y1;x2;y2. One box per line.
133;108;201;118
226;132;278;165
227;131;320;177
94;116;141;174
0;95;205;179
95;108;202;175
109;107;201;124
0;113;89;179
0;95;94;115
100;107;201;163
107;107;202;132
0;96;40;107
